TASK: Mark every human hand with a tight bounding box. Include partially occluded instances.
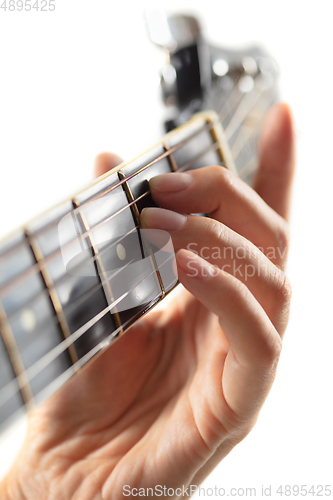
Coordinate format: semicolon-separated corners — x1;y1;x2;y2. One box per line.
1;103;295;500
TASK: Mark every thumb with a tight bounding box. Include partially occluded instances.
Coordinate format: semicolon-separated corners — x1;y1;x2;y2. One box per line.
93;152;123;179
252;102;296;220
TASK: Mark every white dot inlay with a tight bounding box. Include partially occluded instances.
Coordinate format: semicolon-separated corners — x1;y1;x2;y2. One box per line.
116;243;126;261
20;308;36;332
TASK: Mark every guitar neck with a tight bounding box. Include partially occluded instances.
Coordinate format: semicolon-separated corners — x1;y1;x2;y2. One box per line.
0;111;232;432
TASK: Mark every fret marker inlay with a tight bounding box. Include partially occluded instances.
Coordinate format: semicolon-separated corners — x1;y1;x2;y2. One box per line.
20;309;37;333
116;244;126;261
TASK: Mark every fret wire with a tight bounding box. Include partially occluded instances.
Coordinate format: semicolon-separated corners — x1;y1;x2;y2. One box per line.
210;123;226;165
3;244;167;377
12;259;165;388
117;171;145;259
0;252;176;408
0;189;150;299
163;144;178;172
0;109;247;419
72;199;123;333
71;209;86;254
17;256;136;353
0;255;138;404
113;122;213;186
0;115;227;400
0;301;34;409
71;291;163;369
118;171;141;222
27;290;163;412
0;120;215;266
7;226;139;322
0;129;224;406
69;120;211;213
0;124;221;301
26;229;79;367
118;171;165;299
208;117;237;176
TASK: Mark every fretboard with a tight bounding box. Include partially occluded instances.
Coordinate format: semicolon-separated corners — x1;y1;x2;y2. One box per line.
0;111;235;432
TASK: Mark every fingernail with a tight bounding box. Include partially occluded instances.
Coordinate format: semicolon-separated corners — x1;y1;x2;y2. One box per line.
176;249;218;278
141;207;187;231
150;173;193;193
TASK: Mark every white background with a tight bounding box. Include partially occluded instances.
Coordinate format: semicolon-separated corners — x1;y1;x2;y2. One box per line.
0;1;332;498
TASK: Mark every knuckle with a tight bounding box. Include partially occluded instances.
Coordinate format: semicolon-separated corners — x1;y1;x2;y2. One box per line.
205;217;227;242
212;164;235;190
276;272;293;307
276;220;290;256
262;335;283;366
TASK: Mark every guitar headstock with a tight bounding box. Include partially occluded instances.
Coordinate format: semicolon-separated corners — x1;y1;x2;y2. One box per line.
145;10;279;184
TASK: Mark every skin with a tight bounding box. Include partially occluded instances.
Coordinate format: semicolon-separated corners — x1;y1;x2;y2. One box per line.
1;103;295;499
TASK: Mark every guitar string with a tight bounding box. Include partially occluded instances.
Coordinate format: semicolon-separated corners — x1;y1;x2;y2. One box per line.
0;253;175;407
0;122;215;299
218;76;244;122
0;136;221;402
1;133;220;340
217;72;267;128
17;254;137;352
0;81;276;411
237;155;259;180
0;252;147;405
0;133;218;311
0;252;175;404
0;107;264;401
0;189;160;403
215;72;274;152
34;287;165;417
231;93;272;160
0;70;273;279
0;130;216;303
210;74;268;180
5;136;217;318
0;119;214;266
0;286;165;420
0;80;270;303
216;77;276;182
6;225;140;320
224;79;264;142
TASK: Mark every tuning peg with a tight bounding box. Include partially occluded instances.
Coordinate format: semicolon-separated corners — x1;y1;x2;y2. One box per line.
144;8;202;53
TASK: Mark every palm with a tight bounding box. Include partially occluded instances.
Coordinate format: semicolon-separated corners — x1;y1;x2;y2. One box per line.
20;290;233;498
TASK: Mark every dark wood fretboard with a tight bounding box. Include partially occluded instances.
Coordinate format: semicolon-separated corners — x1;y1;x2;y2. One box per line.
0;111;234;432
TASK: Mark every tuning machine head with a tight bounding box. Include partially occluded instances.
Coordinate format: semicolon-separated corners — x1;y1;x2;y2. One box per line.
145;9;278;135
